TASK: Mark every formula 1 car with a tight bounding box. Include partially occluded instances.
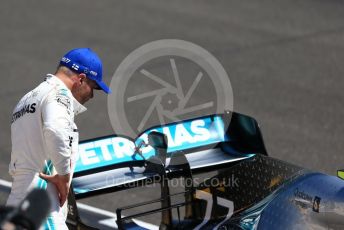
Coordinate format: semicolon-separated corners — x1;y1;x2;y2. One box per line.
66;111;344;230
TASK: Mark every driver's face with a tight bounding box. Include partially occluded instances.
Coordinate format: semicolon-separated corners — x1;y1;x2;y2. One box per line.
72;75;99;104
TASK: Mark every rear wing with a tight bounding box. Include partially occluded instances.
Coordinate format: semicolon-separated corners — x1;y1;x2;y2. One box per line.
72;111;267;199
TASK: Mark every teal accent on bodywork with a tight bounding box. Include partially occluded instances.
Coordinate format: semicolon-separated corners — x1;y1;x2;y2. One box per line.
239;193;274;229
73;188;90;194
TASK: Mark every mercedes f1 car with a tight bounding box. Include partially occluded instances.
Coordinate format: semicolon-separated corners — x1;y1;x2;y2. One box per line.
66;111;344;230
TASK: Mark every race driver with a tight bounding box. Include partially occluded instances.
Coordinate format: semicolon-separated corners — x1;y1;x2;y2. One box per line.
6;48;111;229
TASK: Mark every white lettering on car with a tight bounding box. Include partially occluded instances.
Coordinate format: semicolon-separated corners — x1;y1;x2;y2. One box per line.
79;142;100;165
76;118;220;169
190;119;211;142
111;137;135;158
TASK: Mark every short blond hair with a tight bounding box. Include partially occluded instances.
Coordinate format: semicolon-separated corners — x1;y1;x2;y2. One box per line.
55;65;78;77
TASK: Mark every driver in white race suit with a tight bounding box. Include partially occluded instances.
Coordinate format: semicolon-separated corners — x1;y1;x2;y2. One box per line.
6;48;111;229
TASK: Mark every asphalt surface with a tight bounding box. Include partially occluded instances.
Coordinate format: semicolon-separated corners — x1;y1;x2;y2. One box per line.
1;0;344;227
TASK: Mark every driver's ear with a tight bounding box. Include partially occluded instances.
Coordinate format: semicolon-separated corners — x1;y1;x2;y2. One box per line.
78;74;87;85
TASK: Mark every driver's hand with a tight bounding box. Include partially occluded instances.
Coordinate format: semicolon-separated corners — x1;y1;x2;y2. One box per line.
39;172;71;207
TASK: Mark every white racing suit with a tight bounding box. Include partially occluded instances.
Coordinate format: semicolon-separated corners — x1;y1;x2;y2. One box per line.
6;74;86;230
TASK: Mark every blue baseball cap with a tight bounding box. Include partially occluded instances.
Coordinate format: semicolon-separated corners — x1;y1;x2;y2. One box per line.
60;48;111;94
